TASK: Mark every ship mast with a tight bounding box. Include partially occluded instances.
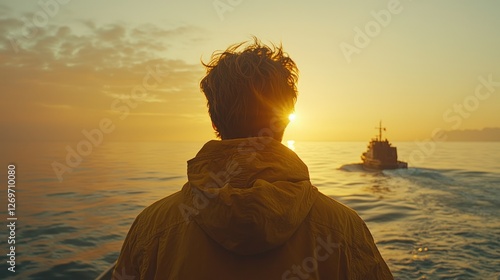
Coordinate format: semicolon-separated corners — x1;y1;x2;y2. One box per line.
376;120;385;141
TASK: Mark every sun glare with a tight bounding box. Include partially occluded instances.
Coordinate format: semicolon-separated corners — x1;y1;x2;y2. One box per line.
288;113;296;122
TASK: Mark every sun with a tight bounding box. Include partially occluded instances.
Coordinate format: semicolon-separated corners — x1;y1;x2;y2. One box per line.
288;113;296;122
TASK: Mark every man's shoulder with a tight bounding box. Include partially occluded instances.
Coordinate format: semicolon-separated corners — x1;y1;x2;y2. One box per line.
133;188;188;239
307;192;368;238
307;193;394;279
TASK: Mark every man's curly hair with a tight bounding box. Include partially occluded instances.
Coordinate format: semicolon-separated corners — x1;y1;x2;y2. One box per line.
200;37;299;140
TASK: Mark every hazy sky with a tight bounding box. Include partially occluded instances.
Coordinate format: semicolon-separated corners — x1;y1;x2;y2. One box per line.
1;0;499;142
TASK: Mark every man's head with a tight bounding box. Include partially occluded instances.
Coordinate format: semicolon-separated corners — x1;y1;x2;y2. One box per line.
200;38;298;141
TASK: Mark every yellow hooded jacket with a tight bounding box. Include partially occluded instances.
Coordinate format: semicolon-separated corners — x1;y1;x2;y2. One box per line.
114;137;393;279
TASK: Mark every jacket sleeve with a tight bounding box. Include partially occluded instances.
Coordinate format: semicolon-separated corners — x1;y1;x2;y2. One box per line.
113;215;143;280
352;221;394;280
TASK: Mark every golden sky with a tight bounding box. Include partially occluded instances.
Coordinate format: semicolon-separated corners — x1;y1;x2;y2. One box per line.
1;0;499;143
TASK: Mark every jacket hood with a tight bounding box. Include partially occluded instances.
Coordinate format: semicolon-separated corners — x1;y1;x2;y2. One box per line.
183;137;318;255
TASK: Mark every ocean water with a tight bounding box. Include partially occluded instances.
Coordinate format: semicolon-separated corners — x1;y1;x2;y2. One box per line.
0;141;499;279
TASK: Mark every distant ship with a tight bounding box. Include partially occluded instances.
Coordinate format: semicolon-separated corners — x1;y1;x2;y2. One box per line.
361;121;408;170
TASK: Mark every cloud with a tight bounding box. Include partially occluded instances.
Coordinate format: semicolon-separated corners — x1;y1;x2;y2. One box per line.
104;92;166;103
0;17;209;141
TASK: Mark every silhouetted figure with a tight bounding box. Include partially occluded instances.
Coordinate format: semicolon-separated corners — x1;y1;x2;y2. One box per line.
114;38;393;279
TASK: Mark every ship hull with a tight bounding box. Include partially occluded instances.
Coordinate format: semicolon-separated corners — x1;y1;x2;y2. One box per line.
362;160;408;170
361;155;407;170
